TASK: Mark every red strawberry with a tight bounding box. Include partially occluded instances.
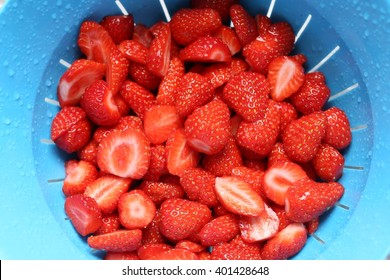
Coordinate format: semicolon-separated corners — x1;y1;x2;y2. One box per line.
157;57;185;106
146;21;171;77
290;72;331;114
262;160;308;205
174;72;214;117
180;167;218;207
244;159;267;171
191;0;238;22
271;204;292;231
139;180;185;205
143;105;184;145
255;14;272;36
223;71;270;122
211;236;262;260
230;4;258;47
184;99;231;155
239;203;280;242
57;59;106;107
96;129;150;179
87;229;143;252
137;243;172;260
51;106;92;153
80;80;121;127
267;56;305;102
142;209;167;244
212;25;242;55
170;8;222;46
285;178;345;222
147;248;199;260
114;115;144;133
230;166;265;197
142;145;168;181
165;129;200;176
77;20;116;64
282;111;327;163
128;62;161;91
273;101;298;139
198;214;240;246
267;142;289;167
175;240;205;253
62;160;99;197
312;144;345;182
179;36;232;63
106;48;130;95
64;194;103;236
261;222;307;260
119;80;156;120
159;198;212;241
118;40;148;64
94;213;121;235
214;176;265;216
77;139;99;165
104;251;140;260
323;107;352;150
133;24;154;48
100;15;134;44
118;189;156;229
84;175;132;214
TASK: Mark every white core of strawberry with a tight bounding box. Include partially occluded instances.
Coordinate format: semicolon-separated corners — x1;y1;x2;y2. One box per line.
295;14;312;43
115;0;129;16
159;0;171;22
308;45;340;73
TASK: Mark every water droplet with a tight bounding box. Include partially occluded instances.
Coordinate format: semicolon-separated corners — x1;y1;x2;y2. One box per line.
45;79;52;87
2;118;11;125
8;69;15;77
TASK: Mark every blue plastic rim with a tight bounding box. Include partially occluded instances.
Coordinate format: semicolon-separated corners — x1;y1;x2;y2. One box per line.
0;0;389;260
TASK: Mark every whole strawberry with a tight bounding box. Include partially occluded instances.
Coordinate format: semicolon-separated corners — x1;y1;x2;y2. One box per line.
312;144;345;182
323;107;352;150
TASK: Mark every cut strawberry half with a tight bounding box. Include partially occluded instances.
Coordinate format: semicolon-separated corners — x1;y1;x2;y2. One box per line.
118;40;148;64
96;129;150;179
230;4;258;47
87;229;143;253
212;25;242;55
146;21;171;77
62;160;99;197
106;48;130;96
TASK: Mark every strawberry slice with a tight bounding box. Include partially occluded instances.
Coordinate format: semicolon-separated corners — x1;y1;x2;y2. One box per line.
146;21;171;77
118;189;156;229
230;4;258;47
57;59;106;107
147;248;199;260
118;40;148;64
267;56;305;102
106;48;130;95
230;166;265;197
198;214;240;246
96;129;151;179
212;25;242;55
87;229;143;252
285;178;345;223
263;160;308;205
214;176;265;216
100;15;134;44
312;144;345;182
84;175;132;214
62;160;99;197
261;222;307;260
77;20;116;64
64;194;103;236
323;107;352;150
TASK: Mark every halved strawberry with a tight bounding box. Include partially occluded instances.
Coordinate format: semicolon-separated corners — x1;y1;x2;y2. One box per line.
146;21;171;77
100;15;134;44
84;175;132;214
62;160;99;197
312;144;345;182
57;59;106;107
128;62;161;91
198;214;240;246
77;20;116;64
214;176;265;216
323;107;352;150
191;0;238;22
64;194;103;236
267;56;305;102
87;229;143;252
230;166;265;197
157;57;185;106
261;222;307;260
106;48;130;95
263;160;308;205
212;25;242;55
137;243;172;260
118;40;148;64
96;129;150;179
132;24;154;48
230;4;258;47
147;248;199;260
139;180;185;205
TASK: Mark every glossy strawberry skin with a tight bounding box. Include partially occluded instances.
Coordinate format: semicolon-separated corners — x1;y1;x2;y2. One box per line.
323;107;352;150
87;229;143;253
100;15;134;44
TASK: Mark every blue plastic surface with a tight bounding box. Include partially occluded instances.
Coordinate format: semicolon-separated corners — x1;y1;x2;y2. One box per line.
0;0;389;260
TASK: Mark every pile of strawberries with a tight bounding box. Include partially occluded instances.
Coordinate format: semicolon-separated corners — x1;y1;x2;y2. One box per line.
51;0;352;260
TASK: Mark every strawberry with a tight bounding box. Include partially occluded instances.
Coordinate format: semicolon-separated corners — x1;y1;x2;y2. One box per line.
285;178;345;222
118;40;148;64
147;248;199;260
64;194;103;236
175;240;205;253
179;36;232;63
239;203;280;242
273;101;298;139
282;111;327;163
114;115;143;134
271;204;292;231
214;176;265;216
191;0;238;22
94;213;121;235
312;144;345;182
96;129;150;179
87;229;143;252
323;107;352;150
106;48;130;95
84;175;132;214
230;4;258;47
77;20;116;64
267;142;290;167
80;80;121;127
157;57;185;106
77;139;99;165
137;243;172;260
119;80;156;120
198;214;240;246
143;105;184;145
159;198;212;241
133;24;154;48
62;160;99;197
244;159;267;171
142;209;167;244
261;222;307;260
290;72;331;114
104;251;140;260
165;129;200;176
139;180;185;205
118;189;156;229
223;71;270;122
128;62;161;91
184;99;231;155
170;8;222;46
262;160;308;205
142;145;168;181
230;166;265;197
57;59;106;107
180;167;218;207
100;15;134;44
267;56;305;102
146;21;171;77
51;106;92;153
255;14;271;36
174;72;214;117
212;25;242;55
211;236;262;260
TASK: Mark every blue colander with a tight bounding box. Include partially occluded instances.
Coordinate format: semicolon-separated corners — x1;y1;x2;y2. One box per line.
0;0;389;259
